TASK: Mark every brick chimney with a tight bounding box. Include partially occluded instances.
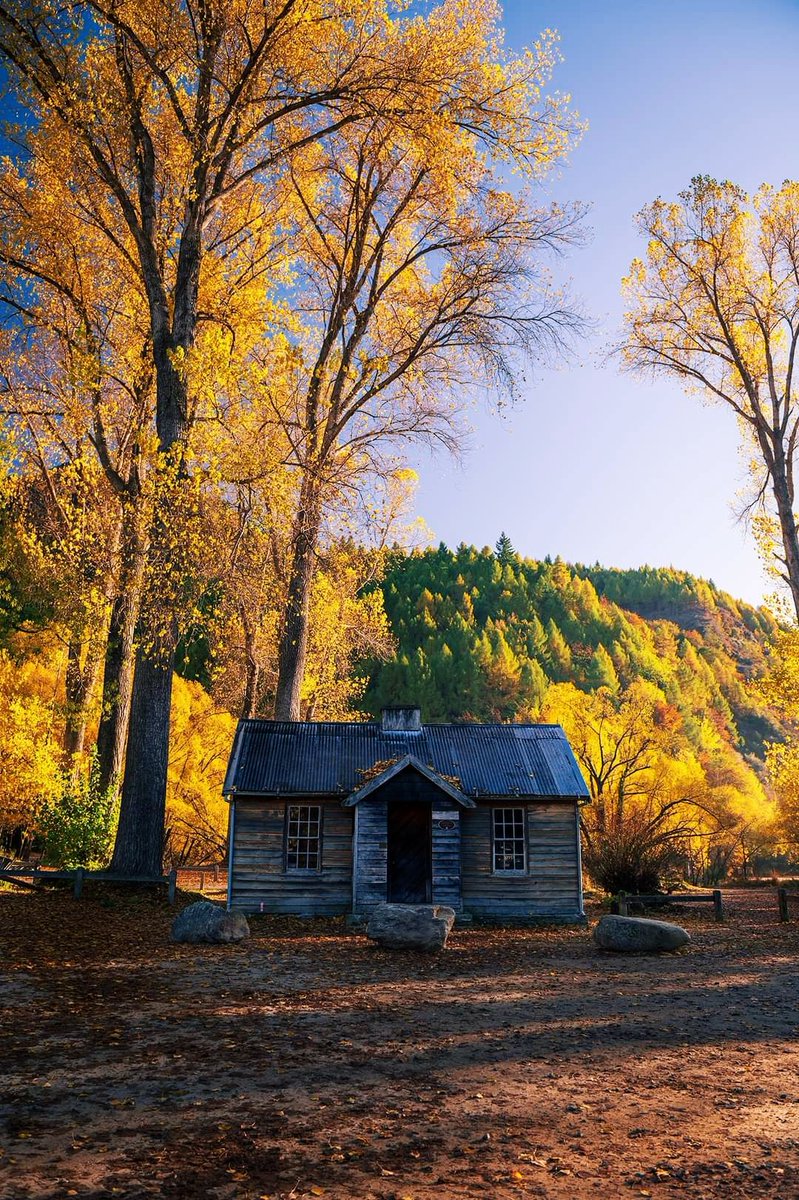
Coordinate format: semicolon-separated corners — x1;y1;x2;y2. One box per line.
381;705;422;732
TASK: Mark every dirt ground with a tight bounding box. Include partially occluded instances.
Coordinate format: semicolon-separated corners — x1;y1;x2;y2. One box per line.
2;887;799;1200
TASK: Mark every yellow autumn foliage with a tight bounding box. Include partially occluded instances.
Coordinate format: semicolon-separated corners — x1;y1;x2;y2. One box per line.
540;679;774;886
623;177;799;618
756;628;799;850
0;649;63;832
165;677;237;862
0;638;235;859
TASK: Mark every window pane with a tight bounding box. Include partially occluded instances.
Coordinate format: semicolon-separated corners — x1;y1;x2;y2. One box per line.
285;805;322;871
493;807;526;873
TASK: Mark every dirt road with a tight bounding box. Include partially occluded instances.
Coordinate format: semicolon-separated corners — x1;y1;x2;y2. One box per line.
1;887;798;1199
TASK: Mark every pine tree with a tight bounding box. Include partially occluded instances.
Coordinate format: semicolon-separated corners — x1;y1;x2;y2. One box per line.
586;644;620;692
495;532;516;564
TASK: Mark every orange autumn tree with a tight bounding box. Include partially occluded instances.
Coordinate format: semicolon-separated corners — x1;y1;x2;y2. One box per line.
0;103;292;793
541;680;771;892
0;188;152;782
0;0;397;875
0;118;155;769
258;36;583;719
755;628;799;852
199;467;401;722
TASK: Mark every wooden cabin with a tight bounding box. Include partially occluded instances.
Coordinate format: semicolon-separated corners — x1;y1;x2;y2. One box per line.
223;706;589;923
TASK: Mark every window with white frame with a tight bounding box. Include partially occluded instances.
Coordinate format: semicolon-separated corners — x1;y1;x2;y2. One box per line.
492;807;527;873
285;805;322;871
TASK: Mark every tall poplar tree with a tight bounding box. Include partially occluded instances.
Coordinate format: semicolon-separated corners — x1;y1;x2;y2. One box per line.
623;177;799;618
263;29;582;720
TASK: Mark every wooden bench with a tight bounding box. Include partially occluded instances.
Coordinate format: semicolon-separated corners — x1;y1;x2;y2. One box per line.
616;890;724;921
0;866;178;903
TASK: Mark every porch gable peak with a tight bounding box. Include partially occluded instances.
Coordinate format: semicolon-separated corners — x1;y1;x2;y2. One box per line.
343;754;475;808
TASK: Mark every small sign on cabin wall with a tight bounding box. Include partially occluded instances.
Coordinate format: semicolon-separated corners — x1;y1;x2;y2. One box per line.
433;811;459;829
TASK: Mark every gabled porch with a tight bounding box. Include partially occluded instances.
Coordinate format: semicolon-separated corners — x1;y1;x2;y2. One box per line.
344;755;474;917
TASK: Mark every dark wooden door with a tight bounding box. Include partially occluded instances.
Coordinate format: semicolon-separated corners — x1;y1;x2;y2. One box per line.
387;802;432;904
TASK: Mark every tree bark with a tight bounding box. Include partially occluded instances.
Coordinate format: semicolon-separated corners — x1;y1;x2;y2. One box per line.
273;488;322;721
109;625;177;876
241;612;261;719
768;433;799;620
95;511;146;796
63;640;86;758
63;639;102;759
109;346;190;874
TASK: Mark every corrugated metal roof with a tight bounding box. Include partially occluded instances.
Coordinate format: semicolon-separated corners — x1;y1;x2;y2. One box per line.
223;719;589;800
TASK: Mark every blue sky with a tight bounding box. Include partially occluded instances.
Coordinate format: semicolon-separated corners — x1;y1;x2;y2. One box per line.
411;0;799;607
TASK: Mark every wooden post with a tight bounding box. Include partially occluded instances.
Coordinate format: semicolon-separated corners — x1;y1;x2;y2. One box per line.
778;886;789;922
200;870;205;892
73;867;84;900
168;868;177;905
617;893;629;917
712;889;723;921
213;864;219;883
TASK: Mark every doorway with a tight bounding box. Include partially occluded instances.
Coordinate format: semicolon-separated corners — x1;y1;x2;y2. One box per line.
387;802;432;904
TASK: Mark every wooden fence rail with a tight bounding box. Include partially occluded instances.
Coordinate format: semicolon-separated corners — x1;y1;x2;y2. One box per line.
616;890;724;921
0;866;178;903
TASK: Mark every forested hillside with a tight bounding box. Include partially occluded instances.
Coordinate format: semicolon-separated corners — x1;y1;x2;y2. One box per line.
361;542;787;881
363;542;780;759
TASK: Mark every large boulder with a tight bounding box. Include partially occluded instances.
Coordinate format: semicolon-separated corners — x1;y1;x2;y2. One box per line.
171;900;250;944
594;914;690;953
367;903;456;952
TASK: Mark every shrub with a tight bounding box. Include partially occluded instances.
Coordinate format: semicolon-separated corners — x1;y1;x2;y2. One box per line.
582;821;677;896
39;757;118;868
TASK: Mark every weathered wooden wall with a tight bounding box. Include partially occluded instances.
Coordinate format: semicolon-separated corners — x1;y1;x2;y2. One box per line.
229;791;583;922
229;797;353;915
430;796;462;913
461;801;582;921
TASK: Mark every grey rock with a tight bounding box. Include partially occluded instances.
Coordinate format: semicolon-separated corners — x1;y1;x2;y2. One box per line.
594;914;690;953
171;900;250;944
367;903;456;951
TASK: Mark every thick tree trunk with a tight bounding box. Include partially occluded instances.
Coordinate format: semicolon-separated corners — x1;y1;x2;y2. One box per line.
96;509;146;796
109;625;177;876
109;338;191;875
273;491;322;721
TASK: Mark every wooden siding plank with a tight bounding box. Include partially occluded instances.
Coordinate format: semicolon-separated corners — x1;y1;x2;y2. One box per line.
431;795;462;911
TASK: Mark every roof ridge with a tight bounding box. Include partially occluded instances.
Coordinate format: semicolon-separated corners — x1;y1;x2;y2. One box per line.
238;717;565;731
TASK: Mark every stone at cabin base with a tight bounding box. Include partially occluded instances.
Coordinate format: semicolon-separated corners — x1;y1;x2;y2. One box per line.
594;913;690;953
171;900;250;944
367;903;456;951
